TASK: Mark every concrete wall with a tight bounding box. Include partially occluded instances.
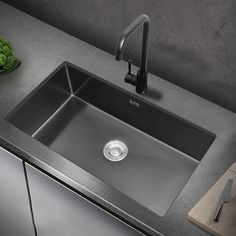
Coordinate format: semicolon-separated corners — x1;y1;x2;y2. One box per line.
3;0;236;112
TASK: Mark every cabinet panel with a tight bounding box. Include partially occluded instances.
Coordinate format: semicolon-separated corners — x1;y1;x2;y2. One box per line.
0;147;35;236
26;164;142;236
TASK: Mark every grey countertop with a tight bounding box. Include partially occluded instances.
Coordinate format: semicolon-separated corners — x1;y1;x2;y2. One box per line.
1;2;236;236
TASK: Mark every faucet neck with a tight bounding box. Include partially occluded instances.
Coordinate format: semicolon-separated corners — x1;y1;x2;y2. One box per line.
140;19;149;75
115;15;150;75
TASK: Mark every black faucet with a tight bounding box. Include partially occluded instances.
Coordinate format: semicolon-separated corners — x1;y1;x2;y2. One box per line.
115;15;150;94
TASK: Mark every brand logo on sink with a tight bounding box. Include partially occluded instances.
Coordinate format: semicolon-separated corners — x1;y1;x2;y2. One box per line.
129;99;140;108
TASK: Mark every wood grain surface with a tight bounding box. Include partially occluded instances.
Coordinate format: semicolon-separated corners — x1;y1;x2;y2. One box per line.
188;163;236;236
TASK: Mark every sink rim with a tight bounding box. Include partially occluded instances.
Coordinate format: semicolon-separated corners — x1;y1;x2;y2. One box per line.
4;61;218;235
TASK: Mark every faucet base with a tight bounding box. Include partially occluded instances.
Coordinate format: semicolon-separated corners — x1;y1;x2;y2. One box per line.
136;69;148;94
124;69;148;94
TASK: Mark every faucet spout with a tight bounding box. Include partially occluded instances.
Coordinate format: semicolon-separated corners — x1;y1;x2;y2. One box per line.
115;15;150;94
115;14;150;75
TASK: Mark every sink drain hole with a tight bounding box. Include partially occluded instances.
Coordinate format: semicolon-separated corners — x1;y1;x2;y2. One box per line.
103;140;128;162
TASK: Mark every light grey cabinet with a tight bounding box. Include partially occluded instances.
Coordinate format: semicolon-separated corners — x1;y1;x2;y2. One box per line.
0;147;35;236
26;163;142;236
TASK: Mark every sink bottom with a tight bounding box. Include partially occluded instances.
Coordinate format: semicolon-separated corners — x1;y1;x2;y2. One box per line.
34;96;198;216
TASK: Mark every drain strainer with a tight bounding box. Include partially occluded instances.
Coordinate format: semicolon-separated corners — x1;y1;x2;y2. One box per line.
103;140;128;162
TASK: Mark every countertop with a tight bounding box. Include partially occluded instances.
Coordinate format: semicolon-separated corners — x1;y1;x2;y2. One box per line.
1;2;236;235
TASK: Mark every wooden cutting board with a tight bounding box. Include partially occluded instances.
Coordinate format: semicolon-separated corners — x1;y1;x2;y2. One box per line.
188;163;236;236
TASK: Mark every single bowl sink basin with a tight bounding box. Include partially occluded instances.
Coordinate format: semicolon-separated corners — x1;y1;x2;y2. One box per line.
6;62;215;216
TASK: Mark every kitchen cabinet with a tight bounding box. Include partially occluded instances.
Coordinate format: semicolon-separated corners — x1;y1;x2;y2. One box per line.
26;163;142;236
0;147;35;236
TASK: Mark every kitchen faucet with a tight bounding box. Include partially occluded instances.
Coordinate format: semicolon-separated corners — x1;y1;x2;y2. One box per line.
115;14;150;94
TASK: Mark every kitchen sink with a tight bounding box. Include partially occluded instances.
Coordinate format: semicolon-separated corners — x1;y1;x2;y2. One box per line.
6;62;215;216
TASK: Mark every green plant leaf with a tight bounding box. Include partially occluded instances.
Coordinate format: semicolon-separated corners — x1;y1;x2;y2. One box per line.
2;45;12;56
4;56;15;69
0;54;7;66
0;36;19;74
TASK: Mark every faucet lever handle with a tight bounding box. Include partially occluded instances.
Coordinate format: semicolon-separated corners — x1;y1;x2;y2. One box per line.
125;60;137;86
128;60;132;74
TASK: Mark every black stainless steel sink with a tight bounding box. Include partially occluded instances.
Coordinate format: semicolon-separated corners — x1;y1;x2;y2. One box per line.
6;62;215;216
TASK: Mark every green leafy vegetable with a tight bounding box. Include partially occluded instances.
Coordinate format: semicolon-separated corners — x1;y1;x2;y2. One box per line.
0;37;17;72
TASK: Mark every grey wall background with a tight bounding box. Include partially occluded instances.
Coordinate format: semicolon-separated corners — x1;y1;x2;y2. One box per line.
3;0;236;112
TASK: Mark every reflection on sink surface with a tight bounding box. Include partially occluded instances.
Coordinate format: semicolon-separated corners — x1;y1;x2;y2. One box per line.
6;62;215;216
